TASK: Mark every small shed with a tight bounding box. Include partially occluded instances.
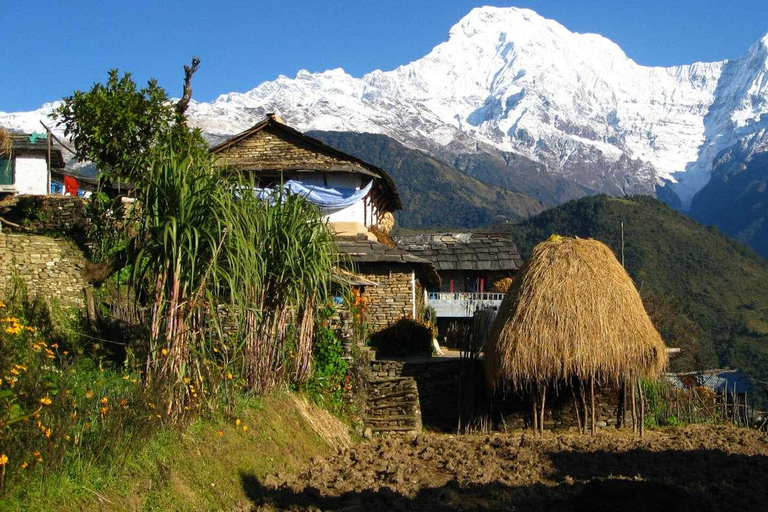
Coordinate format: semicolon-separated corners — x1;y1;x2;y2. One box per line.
0;133;65;196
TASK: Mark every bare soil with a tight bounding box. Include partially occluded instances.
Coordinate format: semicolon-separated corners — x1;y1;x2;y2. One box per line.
248;425;768;511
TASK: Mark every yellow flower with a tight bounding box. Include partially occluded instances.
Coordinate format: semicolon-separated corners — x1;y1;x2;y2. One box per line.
85;390;94;399
0;454;7;465
100;397;108;405
216;430;224;437
119;399;128;407
39;397;52;406
100;406;109;414
242;425;248;432
45;428;52;438
161;348;168;356
123;375;130;380
235;419;241;426
20;462;28;469
65;435;71;441
227;373;233;380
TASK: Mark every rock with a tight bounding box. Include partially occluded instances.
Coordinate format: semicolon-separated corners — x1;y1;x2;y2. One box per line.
597;420;608;428
363;427;373;440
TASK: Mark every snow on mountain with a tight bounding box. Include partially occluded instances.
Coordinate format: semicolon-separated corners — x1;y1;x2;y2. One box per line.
4;7;768;208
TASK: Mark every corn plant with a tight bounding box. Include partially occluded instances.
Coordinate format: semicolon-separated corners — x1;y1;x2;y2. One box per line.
221;177;342;394
131;149;228;420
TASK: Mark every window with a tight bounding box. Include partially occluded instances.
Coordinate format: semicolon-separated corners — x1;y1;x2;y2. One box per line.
0;156;12;186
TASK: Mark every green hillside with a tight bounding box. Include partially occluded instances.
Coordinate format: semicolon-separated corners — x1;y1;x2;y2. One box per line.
308;131;548;229
500;195;768;396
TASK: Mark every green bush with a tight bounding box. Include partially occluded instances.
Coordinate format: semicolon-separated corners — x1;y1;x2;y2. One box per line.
302;303;349;414
369;317;432;357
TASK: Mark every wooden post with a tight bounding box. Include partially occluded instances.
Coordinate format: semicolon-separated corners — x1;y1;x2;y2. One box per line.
631;377;638;433
590;375;597;436
617;381;626;429
571;382;583;434
531;385;538;433
539;384;547;434
638;379;645;438
580;379;589;434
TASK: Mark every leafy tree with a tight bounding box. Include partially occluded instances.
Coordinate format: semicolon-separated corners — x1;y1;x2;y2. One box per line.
52;58;203;185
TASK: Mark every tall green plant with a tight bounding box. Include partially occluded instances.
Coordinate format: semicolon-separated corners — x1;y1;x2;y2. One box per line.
222;178;342;394
131;149;228;420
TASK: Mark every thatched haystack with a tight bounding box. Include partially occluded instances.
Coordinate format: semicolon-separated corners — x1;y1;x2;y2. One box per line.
486;236;667;391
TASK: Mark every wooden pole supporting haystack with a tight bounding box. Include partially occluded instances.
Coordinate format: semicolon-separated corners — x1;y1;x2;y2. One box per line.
571;383;584;434
580;379;589;434
590;375;597;435
531;385;539;433
631;377;638;433
539;384;547;434
638;379;645;438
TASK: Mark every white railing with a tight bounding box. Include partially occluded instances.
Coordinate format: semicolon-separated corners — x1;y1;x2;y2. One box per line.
428;292;505;302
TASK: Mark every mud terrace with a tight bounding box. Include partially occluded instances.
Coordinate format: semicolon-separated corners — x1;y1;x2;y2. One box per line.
249;425;768;511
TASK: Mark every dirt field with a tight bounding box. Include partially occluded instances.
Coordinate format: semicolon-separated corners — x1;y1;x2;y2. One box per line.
247;425;768;511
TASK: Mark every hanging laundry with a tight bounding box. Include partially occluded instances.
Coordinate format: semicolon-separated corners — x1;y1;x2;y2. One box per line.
63;175;78;196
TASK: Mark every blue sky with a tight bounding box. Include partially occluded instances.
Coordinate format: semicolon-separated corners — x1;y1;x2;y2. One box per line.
3;1;768;111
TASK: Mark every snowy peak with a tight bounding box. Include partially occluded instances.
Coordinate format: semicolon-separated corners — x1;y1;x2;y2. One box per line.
3;7;768;208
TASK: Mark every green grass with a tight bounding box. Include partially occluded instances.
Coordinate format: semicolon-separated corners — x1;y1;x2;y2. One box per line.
2;393;338;511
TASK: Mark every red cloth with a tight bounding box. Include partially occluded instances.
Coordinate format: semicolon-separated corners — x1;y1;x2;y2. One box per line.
63;175;78;196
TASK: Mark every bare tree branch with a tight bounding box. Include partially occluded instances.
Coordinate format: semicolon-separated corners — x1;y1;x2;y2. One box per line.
176;56;201;120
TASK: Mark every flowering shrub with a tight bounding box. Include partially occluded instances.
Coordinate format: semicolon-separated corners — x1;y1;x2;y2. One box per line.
0;295;155;489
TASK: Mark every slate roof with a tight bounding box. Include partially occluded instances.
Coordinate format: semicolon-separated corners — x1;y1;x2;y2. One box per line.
336;236;439;286
8;133;65;168
393;233;523;272
209;114;401;211
664;369;754;394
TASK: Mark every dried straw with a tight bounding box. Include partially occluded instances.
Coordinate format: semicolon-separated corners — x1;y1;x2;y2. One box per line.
485;237;667;390
0;128;11;157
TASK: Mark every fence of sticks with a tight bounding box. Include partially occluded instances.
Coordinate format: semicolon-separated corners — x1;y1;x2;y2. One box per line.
643;380;768;431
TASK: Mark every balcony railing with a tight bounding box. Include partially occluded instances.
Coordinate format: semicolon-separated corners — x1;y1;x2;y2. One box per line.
427;292;505;318
428;292;505;302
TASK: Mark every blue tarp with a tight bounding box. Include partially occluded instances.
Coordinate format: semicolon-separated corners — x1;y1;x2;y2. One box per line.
255;179;373;213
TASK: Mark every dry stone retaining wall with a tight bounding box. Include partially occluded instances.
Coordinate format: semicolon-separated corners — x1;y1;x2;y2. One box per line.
368;357;625;434
0;233;87;307
365;360;422;436
0;196;87;236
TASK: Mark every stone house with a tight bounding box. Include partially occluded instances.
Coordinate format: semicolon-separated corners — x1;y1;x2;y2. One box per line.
0;133;65;196
394;233;522;334
210;114;438;333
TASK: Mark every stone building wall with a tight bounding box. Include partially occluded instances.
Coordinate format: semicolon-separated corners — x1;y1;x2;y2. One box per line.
214;126;354;170
358;266;415;333
0;196;87;236
0;233;87;307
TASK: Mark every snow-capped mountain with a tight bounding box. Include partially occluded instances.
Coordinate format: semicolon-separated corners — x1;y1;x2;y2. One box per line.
4;7;768;208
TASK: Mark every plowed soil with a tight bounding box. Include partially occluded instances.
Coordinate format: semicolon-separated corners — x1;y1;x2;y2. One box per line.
249;425;768;511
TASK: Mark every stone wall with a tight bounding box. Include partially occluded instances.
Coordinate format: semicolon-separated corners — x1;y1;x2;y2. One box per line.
359;267;415;333
0;233;87;307
366;360;422;436
214;125;355;170
0;196;87;236
371;357;625;433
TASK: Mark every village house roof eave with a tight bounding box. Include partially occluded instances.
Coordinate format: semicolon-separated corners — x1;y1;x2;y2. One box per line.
336;238;440;287
8;134;66;169
209;115;402;212
393;232;524;272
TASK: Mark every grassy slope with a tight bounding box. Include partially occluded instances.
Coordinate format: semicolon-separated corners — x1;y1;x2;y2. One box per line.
308;131;548;229
501;195;768;392
4;394;339;511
